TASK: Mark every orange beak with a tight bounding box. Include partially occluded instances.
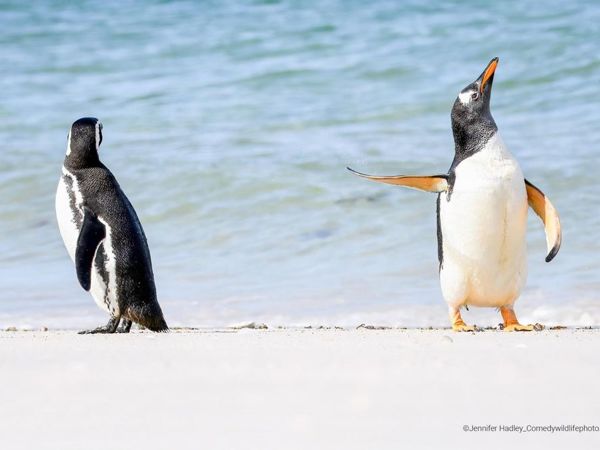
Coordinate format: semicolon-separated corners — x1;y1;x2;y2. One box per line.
480;57;499;94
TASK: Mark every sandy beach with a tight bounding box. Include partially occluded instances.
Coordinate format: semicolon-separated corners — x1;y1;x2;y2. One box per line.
1;327;598;450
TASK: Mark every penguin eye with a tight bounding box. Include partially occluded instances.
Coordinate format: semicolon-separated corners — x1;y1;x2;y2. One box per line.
471;92;479;101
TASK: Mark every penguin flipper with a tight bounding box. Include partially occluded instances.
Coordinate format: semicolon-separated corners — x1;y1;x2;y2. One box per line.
75;207;106;291
347;167;448;193
525;179;562;262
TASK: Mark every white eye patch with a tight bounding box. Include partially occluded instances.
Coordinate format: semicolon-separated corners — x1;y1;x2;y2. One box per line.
458;90;476;105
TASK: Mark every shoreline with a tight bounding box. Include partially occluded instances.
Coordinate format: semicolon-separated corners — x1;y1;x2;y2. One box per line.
1;323;597;333
3;298;600;332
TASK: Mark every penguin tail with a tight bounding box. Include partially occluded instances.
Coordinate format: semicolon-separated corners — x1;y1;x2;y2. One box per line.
143;315;169;333
126;303;169;332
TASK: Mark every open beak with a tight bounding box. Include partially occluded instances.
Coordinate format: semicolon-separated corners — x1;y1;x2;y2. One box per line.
479;57;499;94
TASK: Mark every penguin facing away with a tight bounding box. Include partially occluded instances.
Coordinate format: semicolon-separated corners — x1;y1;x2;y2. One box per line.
56;117;168;333
348;58;561;331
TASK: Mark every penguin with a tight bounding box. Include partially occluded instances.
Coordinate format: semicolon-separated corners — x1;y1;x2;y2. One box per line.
348;58;561;331
56;117;168;334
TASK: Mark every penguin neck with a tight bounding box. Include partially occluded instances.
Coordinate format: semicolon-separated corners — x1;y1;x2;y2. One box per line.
451;115;498;161
63;151;101;171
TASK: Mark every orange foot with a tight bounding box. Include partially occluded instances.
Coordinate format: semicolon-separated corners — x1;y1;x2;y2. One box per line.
450;308;476;332
453;323;477;332
503;323;534;332
500;306;534;332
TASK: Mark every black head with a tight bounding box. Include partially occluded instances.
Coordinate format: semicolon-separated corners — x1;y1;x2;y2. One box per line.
65;117;103;168
450;58;499;155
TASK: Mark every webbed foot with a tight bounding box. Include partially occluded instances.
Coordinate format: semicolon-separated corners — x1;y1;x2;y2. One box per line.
452;323;477;332
503;323;534;332
500;306;535;332
449;307;476;332
78;316;120;334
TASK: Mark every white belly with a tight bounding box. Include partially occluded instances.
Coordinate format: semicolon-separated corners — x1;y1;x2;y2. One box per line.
55;167;119;316
439;133;528;308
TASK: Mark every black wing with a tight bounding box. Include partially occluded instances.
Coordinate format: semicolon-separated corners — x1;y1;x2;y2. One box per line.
75;207;106;291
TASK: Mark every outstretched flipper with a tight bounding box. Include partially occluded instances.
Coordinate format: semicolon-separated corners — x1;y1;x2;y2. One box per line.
347;167;448;193
525;179;561;262
75;206;106;291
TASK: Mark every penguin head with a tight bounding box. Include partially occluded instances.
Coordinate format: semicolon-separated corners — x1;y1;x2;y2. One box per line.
451;58;499;152
65;117;103;168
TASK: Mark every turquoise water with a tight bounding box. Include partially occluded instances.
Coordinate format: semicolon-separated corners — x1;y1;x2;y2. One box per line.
1;0;599;328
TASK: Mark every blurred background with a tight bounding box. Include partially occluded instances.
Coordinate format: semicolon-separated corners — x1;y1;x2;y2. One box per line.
1;0;599;329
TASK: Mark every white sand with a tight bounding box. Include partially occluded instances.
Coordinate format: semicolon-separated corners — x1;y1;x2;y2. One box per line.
1;328;599;450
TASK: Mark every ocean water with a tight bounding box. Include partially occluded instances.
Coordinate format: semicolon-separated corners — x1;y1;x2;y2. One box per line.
1;0;599;329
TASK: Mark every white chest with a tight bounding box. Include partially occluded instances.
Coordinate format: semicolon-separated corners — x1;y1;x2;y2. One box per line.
439;133;528;307
454;134;523;189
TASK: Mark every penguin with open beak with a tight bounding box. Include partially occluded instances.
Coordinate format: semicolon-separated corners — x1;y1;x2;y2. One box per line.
348;58;561;331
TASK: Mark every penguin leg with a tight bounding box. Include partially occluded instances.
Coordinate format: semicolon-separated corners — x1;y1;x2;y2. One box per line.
78;316;120;334
449;307;476;332
500;306;534;332
116;319;133;333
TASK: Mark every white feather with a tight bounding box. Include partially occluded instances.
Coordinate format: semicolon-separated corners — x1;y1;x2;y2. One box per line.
55;168;82;260
439;132;528;308
95;122;100;150
458;90;475;106
89;218;119;316
66;130;72;156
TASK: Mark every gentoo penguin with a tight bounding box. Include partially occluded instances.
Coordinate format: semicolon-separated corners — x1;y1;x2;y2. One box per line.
348;58;561;331
56;117;168;333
